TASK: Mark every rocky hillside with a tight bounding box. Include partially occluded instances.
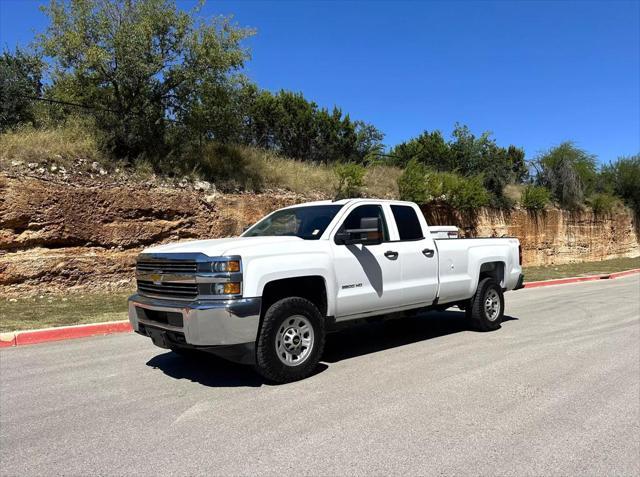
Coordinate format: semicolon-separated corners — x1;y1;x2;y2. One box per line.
1;172;638;296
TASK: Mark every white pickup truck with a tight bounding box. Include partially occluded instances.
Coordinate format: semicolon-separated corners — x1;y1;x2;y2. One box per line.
129;199;524;382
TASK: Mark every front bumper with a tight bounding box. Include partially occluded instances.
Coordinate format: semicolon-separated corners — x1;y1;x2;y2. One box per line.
128;294;261;347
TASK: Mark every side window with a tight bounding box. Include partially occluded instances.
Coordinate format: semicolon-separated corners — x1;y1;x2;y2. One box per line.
391;205;424;241
339;205;389;242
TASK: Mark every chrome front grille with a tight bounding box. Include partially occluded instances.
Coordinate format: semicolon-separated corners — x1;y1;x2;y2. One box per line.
136;260;197;274
137;280;198;299
136;257;199;300
135;253;242;301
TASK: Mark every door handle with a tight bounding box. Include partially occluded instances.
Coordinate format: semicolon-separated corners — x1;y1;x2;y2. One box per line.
384;250;399;260
422;248;435;258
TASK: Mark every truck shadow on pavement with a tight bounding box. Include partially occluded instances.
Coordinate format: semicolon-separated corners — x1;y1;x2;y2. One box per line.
323;311;517;363
145;311;517;387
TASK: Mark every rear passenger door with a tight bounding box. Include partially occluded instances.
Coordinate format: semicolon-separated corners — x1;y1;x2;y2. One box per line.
389;204;439;306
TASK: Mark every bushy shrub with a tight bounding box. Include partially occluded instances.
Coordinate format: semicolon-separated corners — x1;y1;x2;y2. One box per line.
397;160;490;210
397;159;428;202
520;185;551;210
176;142;264;191
334;162;365;199
599;156;640;213
587;193;623;215
425;172;490;210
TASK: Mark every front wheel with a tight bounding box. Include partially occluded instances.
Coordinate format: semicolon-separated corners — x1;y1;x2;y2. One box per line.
466;277;504;331
255;297;326;383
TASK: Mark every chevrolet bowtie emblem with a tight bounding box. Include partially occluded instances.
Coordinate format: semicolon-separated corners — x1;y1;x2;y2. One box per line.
149;273;162;285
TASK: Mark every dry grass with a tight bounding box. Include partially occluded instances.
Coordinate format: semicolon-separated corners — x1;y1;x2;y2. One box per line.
0;124;402;198
0;119;106;169
250;149;337;196
364;165;401;199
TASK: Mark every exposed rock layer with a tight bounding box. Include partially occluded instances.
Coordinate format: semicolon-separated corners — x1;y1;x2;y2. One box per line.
1;174;638;295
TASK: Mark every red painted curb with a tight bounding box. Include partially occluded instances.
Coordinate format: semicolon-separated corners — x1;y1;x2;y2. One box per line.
524;267;639;288
7;321;132;348
608;268;640;279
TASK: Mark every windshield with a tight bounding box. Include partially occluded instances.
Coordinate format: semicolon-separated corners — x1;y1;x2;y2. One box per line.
243;205;344;240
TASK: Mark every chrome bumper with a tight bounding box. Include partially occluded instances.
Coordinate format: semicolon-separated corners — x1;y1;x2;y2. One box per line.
128;294;261;346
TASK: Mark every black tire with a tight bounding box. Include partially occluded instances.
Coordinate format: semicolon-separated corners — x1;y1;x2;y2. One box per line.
255;297;326;383
466;277;504;331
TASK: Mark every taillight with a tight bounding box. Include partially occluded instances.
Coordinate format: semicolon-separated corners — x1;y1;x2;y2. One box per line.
518;244;523;266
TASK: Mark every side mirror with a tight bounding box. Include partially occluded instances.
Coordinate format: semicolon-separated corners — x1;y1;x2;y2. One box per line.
335;217;383;246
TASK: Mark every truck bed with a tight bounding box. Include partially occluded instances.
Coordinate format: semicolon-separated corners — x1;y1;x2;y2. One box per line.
434;237;521;303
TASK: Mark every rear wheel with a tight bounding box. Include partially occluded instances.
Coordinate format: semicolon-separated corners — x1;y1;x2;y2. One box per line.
466;277;504;331
255;297;325;383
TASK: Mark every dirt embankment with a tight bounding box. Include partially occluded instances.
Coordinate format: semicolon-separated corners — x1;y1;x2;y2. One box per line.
0;173;305;296
1;173;638;296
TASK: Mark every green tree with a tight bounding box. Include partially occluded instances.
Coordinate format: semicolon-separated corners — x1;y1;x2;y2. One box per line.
389;130;451;169
534;142;597;209
242;89;383;163
37;0;253;160
0;48;43;131
391;124;527;208
600;155;640;213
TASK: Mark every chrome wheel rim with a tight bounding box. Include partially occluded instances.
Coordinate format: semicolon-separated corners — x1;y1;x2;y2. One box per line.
484;289;501;321
275;315;314;366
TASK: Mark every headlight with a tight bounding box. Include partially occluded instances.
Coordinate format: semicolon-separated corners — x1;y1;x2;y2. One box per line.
211;260;240;273
212;282;241;295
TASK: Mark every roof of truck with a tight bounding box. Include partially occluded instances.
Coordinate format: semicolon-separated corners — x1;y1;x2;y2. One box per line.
281;198;418;209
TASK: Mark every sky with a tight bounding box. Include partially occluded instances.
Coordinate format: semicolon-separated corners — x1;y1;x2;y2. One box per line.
1;0;639;163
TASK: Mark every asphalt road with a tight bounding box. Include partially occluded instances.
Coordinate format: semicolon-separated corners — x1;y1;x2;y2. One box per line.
1;275;639;476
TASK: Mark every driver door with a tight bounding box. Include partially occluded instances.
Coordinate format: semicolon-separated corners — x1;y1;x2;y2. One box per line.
331;204;404;319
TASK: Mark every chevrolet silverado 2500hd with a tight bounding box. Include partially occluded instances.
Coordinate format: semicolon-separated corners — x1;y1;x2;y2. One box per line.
129;199;524;383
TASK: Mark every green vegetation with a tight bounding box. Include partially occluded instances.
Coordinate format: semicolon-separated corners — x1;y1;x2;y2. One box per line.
397;159;429;203
0;48;43;131
0;291;132;332
523;256;640;282
598;155;640;213
334;162;366;199
390;124;526;208
425;172;489;211
587;193;623;215
398;159;489;211
1;0;382;167
0;0;637;210
532;142;597;209
520;185;551;210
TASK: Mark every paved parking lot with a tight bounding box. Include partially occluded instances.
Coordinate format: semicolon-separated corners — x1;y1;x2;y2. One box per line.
1;275;639;476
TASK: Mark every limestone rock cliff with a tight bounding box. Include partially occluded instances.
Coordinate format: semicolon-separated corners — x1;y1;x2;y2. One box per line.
1;173;638;295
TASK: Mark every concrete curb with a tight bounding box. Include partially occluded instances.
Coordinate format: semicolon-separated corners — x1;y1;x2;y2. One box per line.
0;321;132;348
1;268;638;349
523;268;640;289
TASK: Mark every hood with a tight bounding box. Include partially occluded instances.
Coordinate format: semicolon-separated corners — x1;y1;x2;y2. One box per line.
142;236;304;257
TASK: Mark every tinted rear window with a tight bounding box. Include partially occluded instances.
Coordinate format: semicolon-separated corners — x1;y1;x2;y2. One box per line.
391;205;423;240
